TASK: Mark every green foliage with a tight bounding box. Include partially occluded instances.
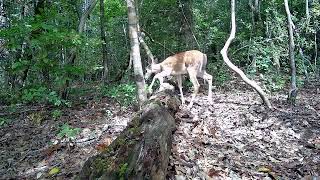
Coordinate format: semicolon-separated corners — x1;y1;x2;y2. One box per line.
47;91;71;107
51;109;62;120
0;117;10;127
104;0;126;20
184;80;193;90
215;70;231;86
207;62;231;85
118;163;128;180
193;0;230;51
8;104;17;114
21;87;70;107
57;123;81;139
0;91;18;105
1;0;319;108
101;83;137;106
21;87;47;103
261;74;287;92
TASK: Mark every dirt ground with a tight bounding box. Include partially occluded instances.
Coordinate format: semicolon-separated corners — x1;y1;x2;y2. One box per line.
0;81;319;179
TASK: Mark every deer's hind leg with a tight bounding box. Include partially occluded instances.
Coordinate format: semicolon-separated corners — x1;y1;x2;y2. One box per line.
187;69;200;108
176;74;185;104
197;71;213;103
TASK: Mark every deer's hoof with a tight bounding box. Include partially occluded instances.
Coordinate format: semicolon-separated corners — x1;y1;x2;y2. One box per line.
181;98;185;105
187;103;193;109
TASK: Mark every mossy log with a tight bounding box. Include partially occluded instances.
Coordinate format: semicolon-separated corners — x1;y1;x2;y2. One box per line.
78;90;180;180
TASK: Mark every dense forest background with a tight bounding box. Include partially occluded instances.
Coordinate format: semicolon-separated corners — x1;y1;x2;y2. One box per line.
0;0;319;107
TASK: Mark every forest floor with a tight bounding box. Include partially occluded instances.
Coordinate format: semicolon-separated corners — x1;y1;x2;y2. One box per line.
0;80;319;179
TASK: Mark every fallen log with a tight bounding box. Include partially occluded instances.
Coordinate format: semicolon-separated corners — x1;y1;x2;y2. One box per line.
78;90;180;180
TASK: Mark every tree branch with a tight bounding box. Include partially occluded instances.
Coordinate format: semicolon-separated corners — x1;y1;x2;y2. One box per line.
220;0;272;109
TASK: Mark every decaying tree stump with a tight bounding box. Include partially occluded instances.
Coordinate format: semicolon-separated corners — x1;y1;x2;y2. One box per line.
78;90;180;180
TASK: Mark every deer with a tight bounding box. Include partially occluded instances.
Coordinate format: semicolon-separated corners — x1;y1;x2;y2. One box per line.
145;50;213;108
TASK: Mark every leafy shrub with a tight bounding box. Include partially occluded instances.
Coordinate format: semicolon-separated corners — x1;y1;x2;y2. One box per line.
21;87;47;103
207;62;231;86
261;74;287;92
21;87;70;107
119;163;128;179
57;124;81;139
0;91;18;105
47;91;71;107
51;109;62;120
101;83;137;106
0;117;10;127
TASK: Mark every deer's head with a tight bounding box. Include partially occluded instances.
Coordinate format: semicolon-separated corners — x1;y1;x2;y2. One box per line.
145;63;161;80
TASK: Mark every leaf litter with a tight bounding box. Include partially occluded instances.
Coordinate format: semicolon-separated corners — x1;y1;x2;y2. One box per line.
0;82;319;179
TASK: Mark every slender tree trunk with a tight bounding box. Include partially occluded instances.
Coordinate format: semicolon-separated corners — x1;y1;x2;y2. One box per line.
99;0;108;83
178;0;199;50
248;0;257;72
255;0;261;21
299;48;310;82
315;33;318;77
126;0;147;107
306;0;310;24
284;0;297;104
17;0;45;89
139;33;155;65
220;0;272;109
0;0;6;28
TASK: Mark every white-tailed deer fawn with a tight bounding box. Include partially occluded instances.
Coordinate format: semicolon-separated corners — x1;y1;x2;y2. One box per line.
145;50;213;108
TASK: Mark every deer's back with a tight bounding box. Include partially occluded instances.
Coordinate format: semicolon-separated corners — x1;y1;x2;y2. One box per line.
160;50;204;74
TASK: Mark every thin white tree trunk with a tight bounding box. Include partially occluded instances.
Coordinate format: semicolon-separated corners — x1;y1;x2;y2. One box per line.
139;33;155;64
220;0;272;109
306;0;310;24
100;0;109;83
79;0;98;33
126;0;147;106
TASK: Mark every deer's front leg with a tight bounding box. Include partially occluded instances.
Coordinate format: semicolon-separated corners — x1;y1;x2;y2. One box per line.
148;70;171;93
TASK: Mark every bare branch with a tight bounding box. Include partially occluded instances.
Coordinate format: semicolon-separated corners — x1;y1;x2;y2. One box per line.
220;0;272;109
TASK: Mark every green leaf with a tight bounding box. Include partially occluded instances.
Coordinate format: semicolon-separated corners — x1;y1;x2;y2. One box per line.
48;167;60;175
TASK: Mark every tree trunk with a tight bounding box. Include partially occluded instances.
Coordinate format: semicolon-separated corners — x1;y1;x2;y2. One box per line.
306;0;310;25
78;90;180;180
126;0;147;107
178;0;199;50
0;0;6;28
299;48;310;82
315;33;319;77
248;0;257;73
220;0;272;109
284;0;298;104
16;0;45;90
99;0;109;83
